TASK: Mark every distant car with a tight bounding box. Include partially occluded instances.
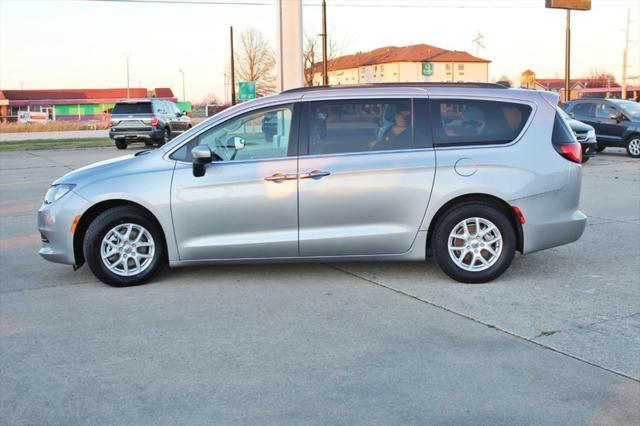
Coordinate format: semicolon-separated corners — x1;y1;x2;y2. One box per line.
109;99;191;150
562;98;640;158
559;109;597;163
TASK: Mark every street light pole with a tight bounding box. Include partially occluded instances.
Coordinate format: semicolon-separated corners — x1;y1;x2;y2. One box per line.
230;26;236;105
179;69;186;102
321;0;328;85
124;52;132;99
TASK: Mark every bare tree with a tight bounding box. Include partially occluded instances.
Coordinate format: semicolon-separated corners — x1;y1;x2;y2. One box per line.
586;69;617;87
235;28;276;96
193;93;221;109
303;30;347;86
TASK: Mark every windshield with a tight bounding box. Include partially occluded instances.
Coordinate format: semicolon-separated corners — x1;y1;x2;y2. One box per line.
112;102;152;115
609;100;640;119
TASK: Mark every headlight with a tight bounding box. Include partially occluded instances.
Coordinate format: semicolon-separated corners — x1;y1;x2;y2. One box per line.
44;184;75;205
587;129;596;141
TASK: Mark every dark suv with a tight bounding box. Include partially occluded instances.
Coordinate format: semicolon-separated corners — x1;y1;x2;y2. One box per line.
562;99;640;158
109;99;192;150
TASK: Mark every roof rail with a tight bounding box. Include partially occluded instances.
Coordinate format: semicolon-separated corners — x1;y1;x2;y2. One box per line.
281;82;508;94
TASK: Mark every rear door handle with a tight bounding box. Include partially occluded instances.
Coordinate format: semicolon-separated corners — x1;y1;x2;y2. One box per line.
264;172;297;183
299;170;331;180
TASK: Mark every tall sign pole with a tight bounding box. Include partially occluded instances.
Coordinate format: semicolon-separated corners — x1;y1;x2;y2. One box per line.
622;8;631;100
565;9;571;102
321;0;328;85
545;1;591;103
275;0;304;91
230;26;236;105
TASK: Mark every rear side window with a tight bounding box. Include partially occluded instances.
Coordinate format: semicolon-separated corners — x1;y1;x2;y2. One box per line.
112;102;152;115
570;102;594;117
306;99;414;155
431;99;532;146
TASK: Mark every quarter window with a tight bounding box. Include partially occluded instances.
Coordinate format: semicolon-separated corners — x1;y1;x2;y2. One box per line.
306;99;414;155
431;99;532;146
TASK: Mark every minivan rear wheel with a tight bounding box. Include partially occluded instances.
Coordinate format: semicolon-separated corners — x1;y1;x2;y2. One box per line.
83;207;166;287
433;203;516;284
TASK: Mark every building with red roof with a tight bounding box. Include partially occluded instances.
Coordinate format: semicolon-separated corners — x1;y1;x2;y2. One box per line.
0;87;176;122
309;44;490;86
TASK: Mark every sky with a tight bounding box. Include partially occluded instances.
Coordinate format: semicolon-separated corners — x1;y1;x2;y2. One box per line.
0;0;638;103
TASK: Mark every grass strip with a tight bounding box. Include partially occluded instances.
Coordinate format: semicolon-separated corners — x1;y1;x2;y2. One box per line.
0;138;113;152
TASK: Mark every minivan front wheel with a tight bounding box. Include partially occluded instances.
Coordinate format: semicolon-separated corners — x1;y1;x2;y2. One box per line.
433;203;516;284
83;207;166;287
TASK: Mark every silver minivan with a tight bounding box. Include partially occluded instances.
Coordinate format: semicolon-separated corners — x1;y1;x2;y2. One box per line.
38;84;587;286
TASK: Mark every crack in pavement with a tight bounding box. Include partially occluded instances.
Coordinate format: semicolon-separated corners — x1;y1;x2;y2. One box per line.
325;263;640;383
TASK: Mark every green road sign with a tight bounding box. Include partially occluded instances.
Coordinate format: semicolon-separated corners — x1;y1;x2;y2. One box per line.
238;81;256;101
422;62;434;77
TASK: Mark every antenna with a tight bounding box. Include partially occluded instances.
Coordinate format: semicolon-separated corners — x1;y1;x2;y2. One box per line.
472;32;486;57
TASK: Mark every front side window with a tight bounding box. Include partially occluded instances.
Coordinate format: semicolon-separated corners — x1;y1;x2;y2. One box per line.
171;105;293;162
306;99;414;155
431;99;532;146
594;103;619;119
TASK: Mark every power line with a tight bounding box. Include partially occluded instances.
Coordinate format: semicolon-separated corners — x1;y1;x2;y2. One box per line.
89;0;640;8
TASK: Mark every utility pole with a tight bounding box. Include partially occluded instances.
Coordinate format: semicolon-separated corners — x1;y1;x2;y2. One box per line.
321;0;328;85
622;8;631;100
564;9;571;103
179;69;186;102
124;52;132;99
230;26;236;105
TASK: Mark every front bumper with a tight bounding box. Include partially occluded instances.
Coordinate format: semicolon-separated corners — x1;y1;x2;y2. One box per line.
109;127;164;141
581;140;598;159
38;191;88;265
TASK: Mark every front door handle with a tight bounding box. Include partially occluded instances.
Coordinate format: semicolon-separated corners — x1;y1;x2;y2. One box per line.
265;172;297;183
299;170;331;180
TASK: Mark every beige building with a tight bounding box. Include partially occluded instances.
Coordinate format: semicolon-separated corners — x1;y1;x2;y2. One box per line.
310;44;490;86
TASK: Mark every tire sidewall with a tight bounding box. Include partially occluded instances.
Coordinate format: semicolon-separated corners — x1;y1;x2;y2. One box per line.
433;203;516;284
84;208;165;287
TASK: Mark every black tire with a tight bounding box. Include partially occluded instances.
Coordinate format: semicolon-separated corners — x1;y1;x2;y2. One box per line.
433;203;516;284
83;207;166;287
581;156;590;163
144;141;154;147
115;140;127;150
157;127;171;146
625;135;640;158
596;145;606;153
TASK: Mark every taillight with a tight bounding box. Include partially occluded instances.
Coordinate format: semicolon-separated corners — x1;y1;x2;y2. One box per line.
554;143;582;164
151;116;158;126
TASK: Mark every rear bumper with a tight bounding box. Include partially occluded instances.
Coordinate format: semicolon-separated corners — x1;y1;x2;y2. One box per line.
109;128;164;140
514;166;587;254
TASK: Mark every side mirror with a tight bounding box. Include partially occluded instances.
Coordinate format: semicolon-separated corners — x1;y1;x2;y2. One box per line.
191;145;213;177
233;136;245;150
182;110;188;116
175;112;182;117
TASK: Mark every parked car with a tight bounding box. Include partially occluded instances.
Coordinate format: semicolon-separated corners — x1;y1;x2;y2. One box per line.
109;99;191;149
559;108;597;163
561;98;640;158
38;83;586;287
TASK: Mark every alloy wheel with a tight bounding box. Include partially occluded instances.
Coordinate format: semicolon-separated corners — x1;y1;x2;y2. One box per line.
100;223;155;277
448;217;503;272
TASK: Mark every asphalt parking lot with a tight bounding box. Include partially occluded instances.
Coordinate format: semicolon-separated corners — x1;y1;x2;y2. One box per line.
1;146;639;425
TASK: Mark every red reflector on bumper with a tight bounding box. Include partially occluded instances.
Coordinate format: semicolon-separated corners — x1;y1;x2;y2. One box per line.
512;206;526;225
